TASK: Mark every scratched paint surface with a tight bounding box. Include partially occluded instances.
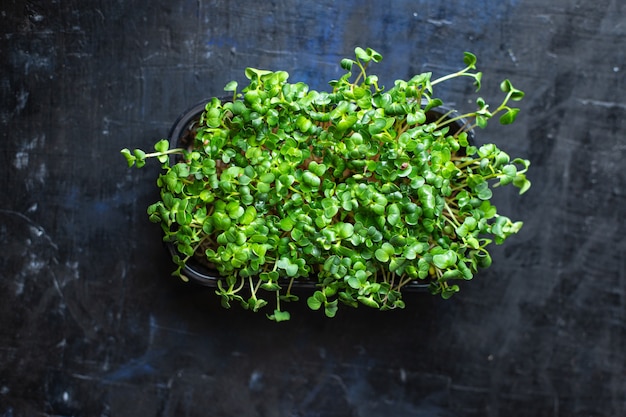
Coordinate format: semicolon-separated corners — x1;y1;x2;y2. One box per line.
1;0;625;416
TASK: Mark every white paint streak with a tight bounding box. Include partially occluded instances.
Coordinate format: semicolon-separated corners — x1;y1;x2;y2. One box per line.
258;48;291;56
30;13;44;23
71;373;98;381
26;252;47;274
102;116;110;135
34;163;47;183
13;151;29;169
578;98;626;110
427;18;452;27
14;281;24;296
13;134;45;172
148;315;199;337
16;88;29;114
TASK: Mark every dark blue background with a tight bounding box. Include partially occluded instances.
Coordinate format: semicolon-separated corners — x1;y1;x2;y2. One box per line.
1;1;624;416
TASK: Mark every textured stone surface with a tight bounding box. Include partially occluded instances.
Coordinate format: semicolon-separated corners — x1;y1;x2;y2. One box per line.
1;1;624;416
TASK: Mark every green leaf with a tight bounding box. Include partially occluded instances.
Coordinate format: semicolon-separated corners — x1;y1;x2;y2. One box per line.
473;72;483;91
500;79;524;101
357;295;380;308
475;181;493;200
500;108;520;125
511;89;525;101
238;174;252;185
514;175;532;194
347;276;361;289
226;201;245;219
368;117;388;135
132;148;146;160
476;115;488;128
404;242;428;260
324;300;339;318
367;48;383;62
245;67;272;80
455;224;468;238
206;107;222;128
302;171;321;187
162;170;180;192
260;282;280;291
296;115;313;132
212;211;232;231
442;269;463;280
240;206;257;225
280;294;299;302
323;285;337;297
432;250;458;269
307;291;325;310
259;172;275;184
374;249;389;263
247;297;265;311
154;139;169;153
268;309;291;322
224;80;238;92
322;198;339;218
335;222;354;239
386;203;401;227
251;243;267;258
277;257;299;277
341;58;355;70
173;163;190;178
479;201;497;219
336;115;358;132
441;285;460;300
463;52;477;68
374;242;395;263
407;110;426;125
418;184;436;217
475;251;492;268
500;79;514;93
120;149;136;167
279;217;295;231
308;161;327;176
464;216;478;231
466;237;480;249
355;47;370;61
458;261;473;280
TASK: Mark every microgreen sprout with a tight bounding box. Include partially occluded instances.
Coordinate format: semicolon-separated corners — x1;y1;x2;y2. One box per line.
122;47;530;320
